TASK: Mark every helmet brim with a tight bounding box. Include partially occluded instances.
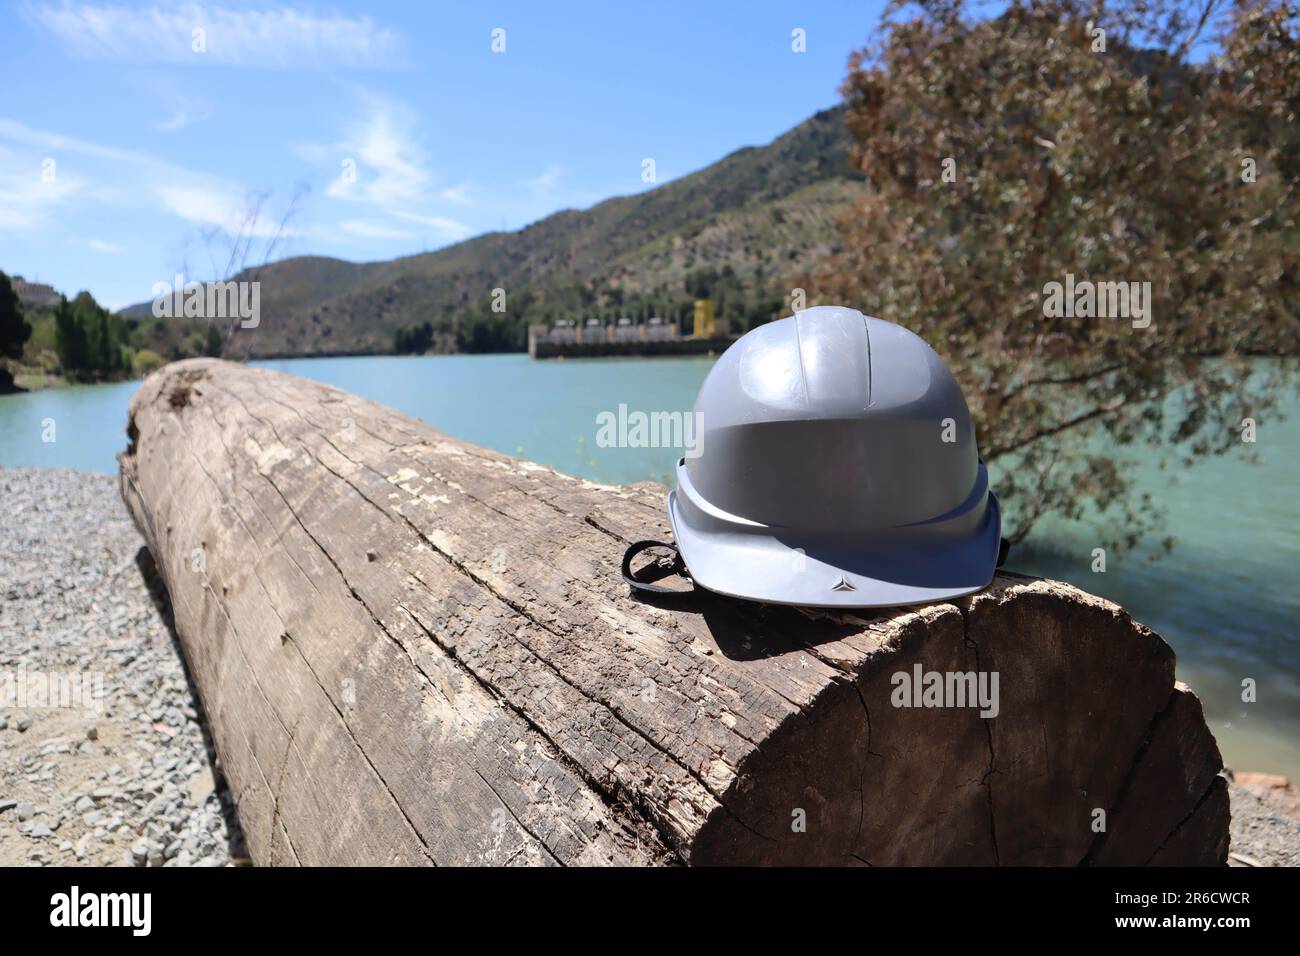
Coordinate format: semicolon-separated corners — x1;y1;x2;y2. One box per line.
668;481;1001;610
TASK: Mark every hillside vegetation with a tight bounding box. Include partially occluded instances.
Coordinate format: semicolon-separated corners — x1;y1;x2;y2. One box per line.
120;107;859;357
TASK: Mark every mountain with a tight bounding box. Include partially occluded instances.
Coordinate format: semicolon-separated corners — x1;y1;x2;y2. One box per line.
121;106;861;357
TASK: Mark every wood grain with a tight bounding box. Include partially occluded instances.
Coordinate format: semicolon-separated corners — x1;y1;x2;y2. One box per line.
118;359;1229;866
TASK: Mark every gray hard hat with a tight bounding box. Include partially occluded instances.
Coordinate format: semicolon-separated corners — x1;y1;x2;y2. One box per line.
667;305;1001;608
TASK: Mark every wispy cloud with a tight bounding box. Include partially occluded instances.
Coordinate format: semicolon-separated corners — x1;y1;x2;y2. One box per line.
0;152;86;231
154;111;196;132
523;164;564;195
338;219;418;241
299;93;472;242
87;238;126;253
392;210;472;241
158;184;298;238
0;118;297;240
0;118;147;166
24;2;407;69
517;163;602;211
319;97;429;207
439;184;473;206
145;84;213;132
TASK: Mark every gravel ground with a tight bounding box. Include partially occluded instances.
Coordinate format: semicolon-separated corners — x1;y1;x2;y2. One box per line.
0;465;1294;867
1;467;244;866
1225;773;1300;867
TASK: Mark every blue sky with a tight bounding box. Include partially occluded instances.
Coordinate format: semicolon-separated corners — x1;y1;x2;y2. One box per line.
0;1;888;310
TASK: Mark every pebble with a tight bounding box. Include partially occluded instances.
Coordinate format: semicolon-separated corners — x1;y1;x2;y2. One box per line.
0;468;245;867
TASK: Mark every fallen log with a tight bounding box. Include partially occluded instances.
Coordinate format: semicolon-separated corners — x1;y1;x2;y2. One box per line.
118;358;1229;866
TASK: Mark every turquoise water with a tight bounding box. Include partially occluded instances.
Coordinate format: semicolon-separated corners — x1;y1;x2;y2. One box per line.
2;353;1296;779
0;378;144;474
256;354;714;487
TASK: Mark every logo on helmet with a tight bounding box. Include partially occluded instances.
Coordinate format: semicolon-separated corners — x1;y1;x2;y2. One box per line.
830;575;856;592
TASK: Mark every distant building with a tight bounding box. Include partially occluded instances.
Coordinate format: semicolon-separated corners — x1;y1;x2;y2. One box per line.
612;317;639;342
10;276;61;308
645;316;675;341
693;299;715;338
528;313;704;357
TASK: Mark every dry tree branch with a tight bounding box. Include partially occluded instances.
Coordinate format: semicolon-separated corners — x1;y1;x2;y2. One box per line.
985;397;1126;460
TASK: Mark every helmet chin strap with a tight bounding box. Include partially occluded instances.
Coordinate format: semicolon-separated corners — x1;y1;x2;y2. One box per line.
622;535;1011;602
621;540;695;595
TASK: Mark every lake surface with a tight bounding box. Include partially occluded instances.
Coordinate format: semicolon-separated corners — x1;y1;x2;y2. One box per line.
2;353;1296;780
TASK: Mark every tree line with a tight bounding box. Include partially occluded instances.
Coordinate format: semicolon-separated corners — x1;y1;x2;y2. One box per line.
1;271;135;382
391;266;789;355
52;291;130;380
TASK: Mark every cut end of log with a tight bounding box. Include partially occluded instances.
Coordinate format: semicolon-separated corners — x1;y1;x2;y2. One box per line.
118;359;1229;866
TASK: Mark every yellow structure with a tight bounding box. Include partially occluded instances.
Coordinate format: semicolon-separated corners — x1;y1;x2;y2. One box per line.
692;299;716;338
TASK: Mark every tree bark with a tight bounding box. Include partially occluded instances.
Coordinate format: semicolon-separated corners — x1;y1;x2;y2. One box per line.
118;358;1229;866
